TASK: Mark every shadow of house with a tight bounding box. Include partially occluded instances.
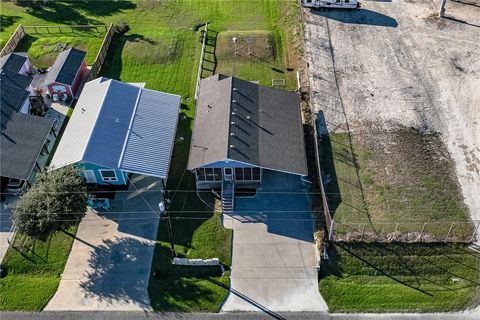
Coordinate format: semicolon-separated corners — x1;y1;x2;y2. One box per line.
313;8;398;28
79;237;153;308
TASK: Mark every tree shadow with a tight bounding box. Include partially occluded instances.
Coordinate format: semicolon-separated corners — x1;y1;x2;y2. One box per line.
0;14;20;32
17;0;136;25
312;8;398;28
79;237;153;308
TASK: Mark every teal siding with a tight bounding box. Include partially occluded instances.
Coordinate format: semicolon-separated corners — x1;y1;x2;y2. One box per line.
81;162;128;185
201;160;254;168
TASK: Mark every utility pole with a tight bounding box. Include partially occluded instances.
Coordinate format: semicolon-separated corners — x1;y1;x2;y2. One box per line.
159;179;176;258
439;0;447;18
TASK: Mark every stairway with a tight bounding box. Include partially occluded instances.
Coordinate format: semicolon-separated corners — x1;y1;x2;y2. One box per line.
221;179;235;214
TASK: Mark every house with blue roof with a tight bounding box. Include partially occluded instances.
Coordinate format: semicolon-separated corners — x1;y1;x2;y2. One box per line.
50;77;181;186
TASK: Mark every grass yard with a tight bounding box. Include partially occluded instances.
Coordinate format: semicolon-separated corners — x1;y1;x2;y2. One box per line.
0;226;77;311
320;130;473;241
15;31;105;68
320;242;480;312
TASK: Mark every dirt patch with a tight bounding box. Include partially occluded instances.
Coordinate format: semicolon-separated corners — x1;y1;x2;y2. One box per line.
217;31;276;63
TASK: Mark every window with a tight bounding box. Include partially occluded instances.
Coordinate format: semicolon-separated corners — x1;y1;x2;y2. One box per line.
196;168;206;181
252;168;261;181
99;170;118;182
244;168;252;180
235;168;244;180
52;85;66;93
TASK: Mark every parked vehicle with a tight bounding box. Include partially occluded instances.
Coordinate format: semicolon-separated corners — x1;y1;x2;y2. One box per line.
302;0;360;9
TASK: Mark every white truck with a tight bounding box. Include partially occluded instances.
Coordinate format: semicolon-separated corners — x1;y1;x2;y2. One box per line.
302;0;360;9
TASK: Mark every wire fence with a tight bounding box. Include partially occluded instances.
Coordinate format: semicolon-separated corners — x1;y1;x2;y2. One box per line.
333;220;479;243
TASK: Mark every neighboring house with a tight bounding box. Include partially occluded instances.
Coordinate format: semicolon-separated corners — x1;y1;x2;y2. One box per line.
188;74;307;212
0;88;55;194
44;48;88;99
50;77;181;186
0;52;31;75
0;79;31;115
0;68;35;96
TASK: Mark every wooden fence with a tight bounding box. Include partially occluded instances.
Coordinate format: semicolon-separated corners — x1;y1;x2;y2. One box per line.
194;23;208;100
22;24;109;34
0;24;25;58
87;23;115;81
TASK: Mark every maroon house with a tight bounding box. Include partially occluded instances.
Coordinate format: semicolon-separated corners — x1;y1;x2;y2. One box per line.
44;48;88;99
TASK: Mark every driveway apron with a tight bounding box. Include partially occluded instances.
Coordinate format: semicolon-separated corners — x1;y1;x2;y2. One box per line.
222;171;328;312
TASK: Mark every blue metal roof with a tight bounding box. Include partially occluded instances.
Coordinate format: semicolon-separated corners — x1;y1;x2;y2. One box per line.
51;78;181;179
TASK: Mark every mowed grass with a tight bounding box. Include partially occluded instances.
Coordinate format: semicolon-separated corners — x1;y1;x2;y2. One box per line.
320;242;480;312
320;131;473;240
0;226;77;310
15;31;105;68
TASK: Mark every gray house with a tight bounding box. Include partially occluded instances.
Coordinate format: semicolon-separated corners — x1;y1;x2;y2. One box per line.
188;74;307;212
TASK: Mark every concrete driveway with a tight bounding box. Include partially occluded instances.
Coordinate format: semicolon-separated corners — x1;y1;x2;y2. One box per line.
222;170;328;312
45;175;161;311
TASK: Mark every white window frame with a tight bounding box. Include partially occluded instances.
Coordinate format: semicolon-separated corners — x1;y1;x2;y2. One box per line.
99;169;118;182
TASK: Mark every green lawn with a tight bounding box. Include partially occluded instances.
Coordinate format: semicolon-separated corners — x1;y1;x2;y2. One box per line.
320;131;473;240
0;226;77;311
15;31;105;68
320;242;480;312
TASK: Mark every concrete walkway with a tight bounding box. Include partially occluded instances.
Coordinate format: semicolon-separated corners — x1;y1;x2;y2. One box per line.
0;198;16;264
45;175;161;311
222;171;328;312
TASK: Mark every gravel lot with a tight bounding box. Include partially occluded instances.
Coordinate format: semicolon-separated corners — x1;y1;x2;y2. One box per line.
304;0;480;226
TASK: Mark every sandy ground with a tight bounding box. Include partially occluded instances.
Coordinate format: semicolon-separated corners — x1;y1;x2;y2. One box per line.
304;0;480;226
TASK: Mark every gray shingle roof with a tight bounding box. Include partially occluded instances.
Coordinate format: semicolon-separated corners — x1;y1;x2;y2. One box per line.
50;78;181;179
0;69;32;90
188;74;307;176
0;83;30;129
0;53;27;73
45;48;86;85
0;112;53;180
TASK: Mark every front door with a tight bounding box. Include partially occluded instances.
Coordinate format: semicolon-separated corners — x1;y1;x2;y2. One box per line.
223;168;234;181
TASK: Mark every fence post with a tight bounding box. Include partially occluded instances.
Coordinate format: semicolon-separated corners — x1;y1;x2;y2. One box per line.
328;219;335;241
469;221;479;243
419;222;426;242
394;223;399;233
360;223;366;241
445;222;455;242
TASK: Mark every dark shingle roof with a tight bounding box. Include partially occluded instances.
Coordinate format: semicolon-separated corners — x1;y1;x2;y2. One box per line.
188;74;307;176
45;48;86;85
0;69;33;90
0;53;28;73
0;112;53;180
0;83;30;129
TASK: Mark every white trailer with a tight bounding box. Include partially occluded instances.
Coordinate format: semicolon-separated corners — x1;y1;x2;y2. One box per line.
302;0;360;9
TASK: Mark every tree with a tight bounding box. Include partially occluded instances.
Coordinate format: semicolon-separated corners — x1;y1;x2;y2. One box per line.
13;166;88;240
113;20;130;35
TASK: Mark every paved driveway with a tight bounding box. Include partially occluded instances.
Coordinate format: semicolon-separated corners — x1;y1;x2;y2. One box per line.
45;175;161;311
222;171;328;312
